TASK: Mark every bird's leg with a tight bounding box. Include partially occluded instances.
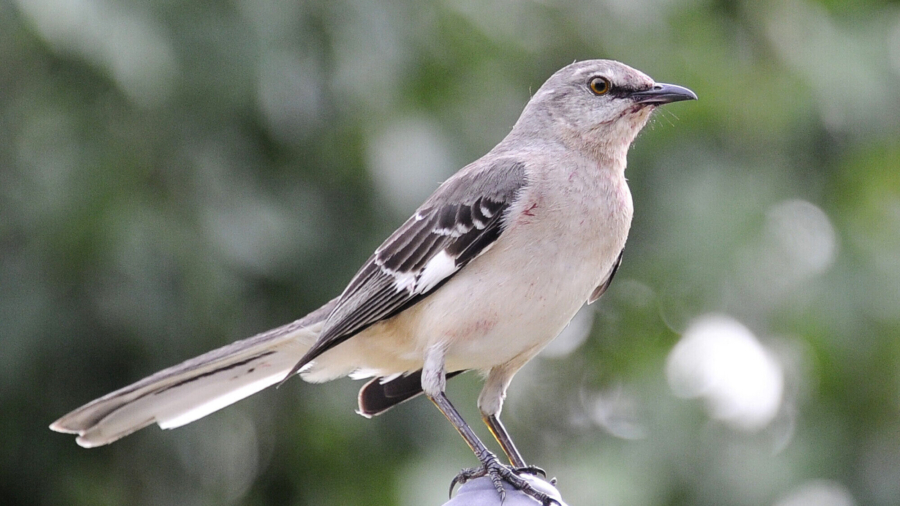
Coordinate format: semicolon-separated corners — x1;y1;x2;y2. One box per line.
483;414;547;479
429;392;555;505
483;413;525;468
478;365;550;479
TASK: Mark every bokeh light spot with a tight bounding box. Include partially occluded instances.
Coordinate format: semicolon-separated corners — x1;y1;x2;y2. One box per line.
666;314;784;431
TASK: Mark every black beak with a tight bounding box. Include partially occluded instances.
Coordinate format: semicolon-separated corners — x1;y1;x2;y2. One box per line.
631;83;697;105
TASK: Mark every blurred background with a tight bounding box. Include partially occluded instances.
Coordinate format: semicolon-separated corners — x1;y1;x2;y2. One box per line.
2;0;899;505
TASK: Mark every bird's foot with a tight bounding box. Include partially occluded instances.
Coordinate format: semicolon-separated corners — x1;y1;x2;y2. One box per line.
513;466;557;486
514;465;546;478
450;453;558;505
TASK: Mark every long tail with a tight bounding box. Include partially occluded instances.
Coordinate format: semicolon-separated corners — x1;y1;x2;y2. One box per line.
50;299;336;448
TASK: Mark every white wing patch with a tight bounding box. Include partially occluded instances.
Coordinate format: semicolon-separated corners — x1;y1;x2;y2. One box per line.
416;250;457;294
383;249;458;295
392;271;418;292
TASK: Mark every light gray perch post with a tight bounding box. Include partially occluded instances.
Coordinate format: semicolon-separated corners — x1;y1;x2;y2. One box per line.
442;476;567;506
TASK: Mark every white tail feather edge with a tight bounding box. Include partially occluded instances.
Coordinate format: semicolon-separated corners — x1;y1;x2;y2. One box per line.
51;300;335;448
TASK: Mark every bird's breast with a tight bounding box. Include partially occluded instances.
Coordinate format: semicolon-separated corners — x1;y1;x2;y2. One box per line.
421;165;633;370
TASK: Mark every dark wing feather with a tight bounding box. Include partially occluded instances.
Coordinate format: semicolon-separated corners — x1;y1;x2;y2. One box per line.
286;158;527;375
588;249;623;304
357;370;467;417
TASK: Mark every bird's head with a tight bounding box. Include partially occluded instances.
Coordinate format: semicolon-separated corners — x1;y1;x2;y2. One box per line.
511;59;697;163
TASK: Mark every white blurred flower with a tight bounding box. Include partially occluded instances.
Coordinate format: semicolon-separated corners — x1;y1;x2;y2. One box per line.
774;479;856;506
666;314;784;431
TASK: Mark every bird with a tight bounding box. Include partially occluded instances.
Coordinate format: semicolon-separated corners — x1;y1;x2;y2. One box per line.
51;59;696;504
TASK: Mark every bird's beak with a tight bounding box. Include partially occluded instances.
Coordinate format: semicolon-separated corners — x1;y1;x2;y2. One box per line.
631;83;697;105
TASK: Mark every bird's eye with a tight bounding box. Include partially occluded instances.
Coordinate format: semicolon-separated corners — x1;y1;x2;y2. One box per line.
589;76;611;96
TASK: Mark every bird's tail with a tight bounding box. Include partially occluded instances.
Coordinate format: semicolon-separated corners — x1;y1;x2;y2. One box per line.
50;299;336;448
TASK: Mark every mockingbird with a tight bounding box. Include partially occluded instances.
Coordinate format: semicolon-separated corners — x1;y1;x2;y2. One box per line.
51;59;695;504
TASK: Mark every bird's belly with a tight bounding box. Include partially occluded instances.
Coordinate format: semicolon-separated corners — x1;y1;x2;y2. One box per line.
317;235;617;380
314;174;632;379
429;234;617;371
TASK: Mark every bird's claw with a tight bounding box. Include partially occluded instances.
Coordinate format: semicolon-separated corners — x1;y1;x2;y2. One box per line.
514;464;547;478
449;456;559;505
515;465;558;488
449;465;487;497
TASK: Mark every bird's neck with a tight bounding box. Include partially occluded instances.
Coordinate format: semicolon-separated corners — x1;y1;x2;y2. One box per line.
571;110;654;175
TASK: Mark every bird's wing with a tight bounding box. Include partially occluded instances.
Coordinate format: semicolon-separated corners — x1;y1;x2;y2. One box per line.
588;249;623;304
290;158;528;371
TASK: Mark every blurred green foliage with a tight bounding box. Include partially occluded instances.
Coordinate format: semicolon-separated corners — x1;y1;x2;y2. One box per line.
2;0;899;505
